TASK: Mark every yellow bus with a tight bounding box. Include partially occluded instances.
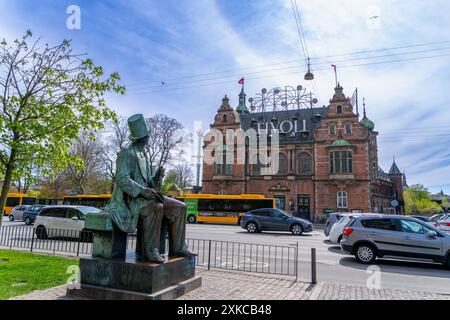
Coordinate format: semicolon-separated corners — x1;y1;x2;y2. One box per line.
177;194;280;225
3;193;38;215
63;194;111;208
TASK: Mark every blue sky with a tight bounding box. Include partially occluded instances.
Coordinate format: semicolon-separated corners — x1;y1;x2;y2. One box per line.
1;0;449;193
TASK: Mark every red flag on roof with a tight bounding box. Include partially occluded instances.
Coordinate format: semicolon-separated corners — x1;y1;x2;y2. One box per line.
238;77;244;85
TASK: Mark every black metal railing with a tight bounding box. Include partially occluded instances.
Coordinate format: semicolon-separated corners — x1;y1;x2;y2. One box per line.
0;225;300;278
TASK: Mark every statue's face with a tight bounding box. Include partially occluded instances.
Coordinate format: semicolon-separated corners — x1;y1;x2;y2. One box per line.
133;135;149;148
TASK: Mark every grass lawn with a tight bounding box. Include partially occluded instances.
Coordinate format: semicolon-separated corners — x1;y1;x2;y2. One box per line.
0;249;79;300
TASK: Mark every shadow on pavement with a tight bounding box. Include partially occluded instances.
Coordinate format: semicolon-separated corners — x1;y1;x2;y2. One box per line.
338;256;449;278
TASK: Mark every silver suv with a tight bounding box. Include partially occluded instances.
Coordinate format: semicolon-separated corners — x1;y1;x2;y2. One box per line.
341;215;450;268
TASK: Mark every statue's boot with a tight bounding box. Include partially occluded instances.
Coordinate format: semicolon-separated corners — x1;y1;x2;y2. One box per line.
169;246;198;258
145;248;164;263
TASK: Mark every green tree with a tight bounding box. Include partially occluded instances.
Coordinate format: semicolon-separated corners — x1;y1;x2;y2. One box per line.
403;184;443;215
0;31;124;225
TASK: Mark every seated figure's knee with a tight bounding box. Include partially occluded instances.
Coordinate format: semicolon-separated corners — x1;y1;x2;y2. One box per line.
142;202;163;217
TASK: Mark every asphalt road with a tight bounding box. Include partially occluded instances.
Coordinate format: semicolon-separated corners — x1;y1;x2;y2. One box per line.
2;217;450;294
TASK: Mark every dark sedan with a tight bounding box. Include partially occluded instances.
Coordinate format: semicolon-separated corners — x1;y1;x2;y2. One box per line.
23;205;46;225
241;208;313;235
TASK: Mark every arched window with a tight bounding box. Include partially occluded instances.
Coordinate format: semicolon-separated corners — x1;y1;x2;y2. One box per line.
297;152;312;174
222;114;228;122
277;153;288;175
336;105;342;114
337;191;348;208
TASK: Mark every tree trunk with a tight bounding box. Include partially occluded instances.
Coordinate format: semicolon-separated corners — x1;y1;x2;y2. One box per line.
0;150;17;228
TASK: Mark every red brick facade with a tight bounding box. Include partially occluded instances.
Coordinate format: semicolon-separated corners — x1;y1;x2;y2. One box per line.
202;85;405;222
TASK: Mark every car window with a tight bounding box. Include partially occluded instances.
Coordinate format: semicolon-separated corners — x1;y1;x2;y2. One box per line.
400;220;431;234
269;211;285;218
361;219;397;231
66;208;81;219
43;208;67;218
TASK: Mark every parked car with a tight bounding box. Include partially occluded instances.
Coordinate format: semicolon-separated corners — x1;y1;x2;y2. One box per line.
8;205;33;222
241;208;313;235
324;212;352;236
430;214;447;222
328;213;377;243
410;215;437;227
33;205;101;241
340;215;450;268
22;205;46;225
436;215;450;233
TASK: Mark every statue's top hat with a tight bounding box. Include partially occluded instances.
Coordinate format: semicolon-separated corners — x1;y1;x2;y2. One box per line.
128;114;150;141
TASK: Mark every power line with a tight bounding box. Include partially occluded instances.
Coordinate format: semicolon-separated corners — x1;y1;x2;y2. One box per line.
125;51;450;96
125;39;450;90
126;45;450;93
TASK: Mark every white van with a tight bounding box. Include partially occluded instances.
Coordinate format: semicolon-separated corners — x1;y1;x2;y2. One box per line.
33;205;101;240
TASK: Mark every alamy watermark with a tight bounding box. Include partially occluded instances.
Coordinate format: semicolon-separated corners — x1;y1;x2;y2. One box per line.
203;127;280;175
66;265;81;290
66;5;81;30
366;265;381;290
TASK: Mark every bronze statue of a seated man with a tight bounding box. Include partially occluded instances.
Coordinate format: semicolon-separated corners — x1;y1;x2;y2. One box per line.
104;114;196;263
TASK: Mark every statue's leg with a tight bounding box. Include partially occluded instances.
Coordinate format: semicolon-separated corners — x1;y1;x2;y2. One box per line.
140;201;164;262
159;219;168;255
135;216;143;256
162;196;196;257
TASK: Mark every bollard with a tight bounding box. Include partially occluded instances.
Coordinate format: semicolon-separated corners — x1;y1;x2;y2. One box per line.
311;248;317;284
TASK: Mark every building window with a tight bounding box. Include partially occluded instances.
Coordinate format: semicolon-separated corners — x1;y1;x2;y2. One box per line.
336;105;342;114
328;124;335;135
222;114;227;123
275;153;288;175
345;123;352;134
296;152;312;174
329;151;353;174
214;164;232;176
252;162;261;175
337;191;348;208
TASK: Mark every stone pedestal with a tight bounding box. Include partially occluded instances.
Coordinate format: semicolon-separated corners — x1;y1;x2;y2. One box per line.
67;251;201;300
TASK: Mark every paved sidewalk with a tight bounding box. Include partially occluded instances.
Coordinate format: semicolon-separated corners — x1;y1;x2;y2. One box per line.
8;268;450;300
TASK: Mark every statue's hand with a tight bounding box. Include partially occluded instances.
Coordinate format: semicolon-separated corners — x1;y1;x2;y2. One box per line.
141;187;156;200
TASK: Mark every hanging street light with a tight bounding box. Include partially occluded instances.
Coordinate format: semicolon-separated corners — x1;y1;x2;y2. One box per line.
304;57;314;81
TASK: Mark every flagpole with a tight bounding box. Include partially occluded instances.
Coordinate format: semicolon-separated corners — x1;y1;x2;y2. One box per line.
356;87;359;116
334;68;338;87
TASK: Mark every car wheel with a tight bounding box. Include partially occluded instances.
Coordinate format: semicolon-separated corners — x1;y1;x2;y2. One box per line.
24;217;32;225
445;255;450;269
8;215;14;221
36;226;48;240
187;215;196;224
291;224;303;235
246;222;258;233
354;244;377;264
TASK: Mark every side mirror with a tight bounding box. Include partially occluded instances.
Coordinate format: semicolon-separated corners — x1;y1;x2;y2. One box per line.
426;230;437;238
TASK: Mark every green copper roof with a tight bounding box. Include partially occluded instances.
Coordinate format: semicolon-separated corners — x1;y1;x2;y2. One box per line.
360;116;375;131
331;139;353;147
236;88;249;114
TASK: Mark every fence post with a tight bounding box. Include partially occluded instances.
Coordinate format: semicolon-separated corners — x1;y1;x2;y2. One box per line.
30;229;35;252
76;232;82;257
9;227;13;249
295;242;299;282
207;240;212;270
311;248;317;284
